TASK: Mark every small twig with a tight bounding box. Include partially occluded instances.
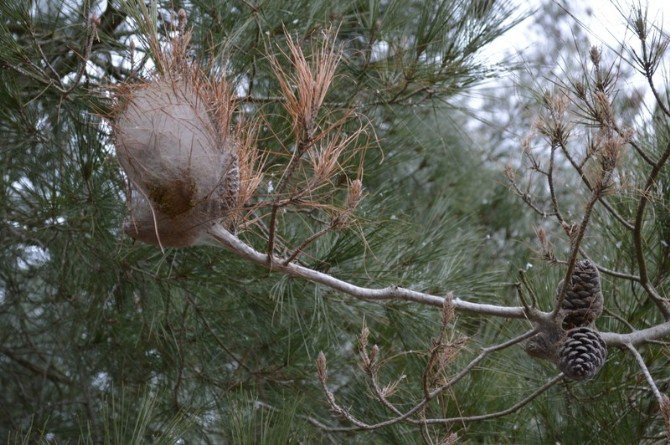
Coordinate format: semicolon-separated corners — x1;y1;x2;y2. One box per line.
283;221;335;266
615;127;655;166
625;343;664;407
632;139;670;319
547;144;567;224
553;177;606;318
515;283;531;313
0;347;72;386
557;141;634;230
507;178;554;217
61;16;98;96
254;400;342;435
184;293;252;374
639;31;670;119
30;29;63;87
420;373;563;424
518;269;539;309
577;249;641;282
266;132;314;265
313;330;538;432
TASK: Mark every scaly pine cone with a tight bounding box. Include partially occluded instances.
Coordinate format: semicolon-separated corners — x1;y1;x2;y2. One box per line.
557;327;607;381
556;259;603;329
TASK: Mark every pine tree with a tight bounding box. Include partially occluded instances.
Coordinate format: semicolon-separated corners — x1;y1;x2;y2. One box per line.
1;1;670;444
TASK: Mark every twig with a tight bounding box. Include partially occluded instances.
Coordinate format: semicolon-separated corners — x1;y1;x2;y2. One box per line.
184;293;252;374
314;330;538;432
553;176;606;318
638;28;670;119
547;143;566;224
507;177;554;217
0;347;72;386
518;269;539;309
625;343;664;407
577;249;641;281
515;283;531;313
283;222;334;265
557;141;634;230
60;16;98;96
421;373;563;424
266;132;313;263
615;127;655;166
632;139;670;319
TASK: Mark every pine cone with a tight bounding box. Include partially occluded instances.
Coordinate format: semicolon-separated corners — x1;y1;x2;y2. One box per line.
557;327;607;380
556;260;603;329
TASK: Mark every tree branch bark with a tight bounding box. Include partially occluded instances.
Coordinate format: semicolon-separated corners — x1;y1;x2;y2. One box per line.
207;225;670;348
207;224;534;320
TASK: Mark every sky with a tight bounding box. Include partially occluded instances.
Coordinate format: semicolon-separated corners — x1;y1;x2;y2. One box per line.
486;0;670;63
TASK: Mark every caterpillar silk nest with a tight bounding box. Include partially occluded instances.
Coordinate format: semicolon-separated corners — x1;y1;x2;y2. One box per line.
114;77;239;247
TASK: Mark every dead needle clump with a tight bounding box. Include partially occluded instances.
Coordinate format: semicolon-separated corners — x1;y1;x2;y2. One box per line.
269;30;341;141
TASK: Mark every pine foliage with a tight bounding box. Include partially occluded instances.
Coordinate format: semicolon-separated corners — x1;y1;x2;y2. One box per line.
2;0;670;443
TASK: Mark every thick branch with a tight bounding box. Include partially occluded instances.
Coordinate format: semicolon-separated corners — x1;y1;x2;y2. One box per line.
206;226;670;347
601;321;670;346
207;224;533;319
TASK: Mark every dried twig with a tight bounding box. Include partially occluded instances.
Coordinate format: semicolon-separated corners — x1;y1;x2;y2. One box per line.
625;343;664;404
421;373;563;424
313;330;537;432
553;176;606;319
632;138;670;320
265;31;341;262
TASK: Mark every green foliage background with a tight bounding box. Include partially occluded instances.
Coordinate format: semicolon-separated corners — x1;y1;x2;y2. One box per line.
1;0;669;443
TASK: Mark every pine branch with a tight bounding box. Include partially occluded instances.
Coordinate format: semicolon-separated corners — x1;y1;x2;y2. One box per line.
313;330;538;432
601;321;670;346
209;225;670;349
632;138;670;320
421;373;563;424
207;224;534;320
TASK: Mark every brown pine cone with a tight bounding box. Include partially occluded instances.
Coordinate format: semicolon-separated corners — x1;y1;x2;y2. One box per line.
557;327;607;381
556;260;603;329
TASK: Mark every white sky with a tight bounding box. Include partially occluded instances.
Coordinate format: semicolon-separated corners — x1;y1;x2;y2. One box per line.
486;0;670;63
